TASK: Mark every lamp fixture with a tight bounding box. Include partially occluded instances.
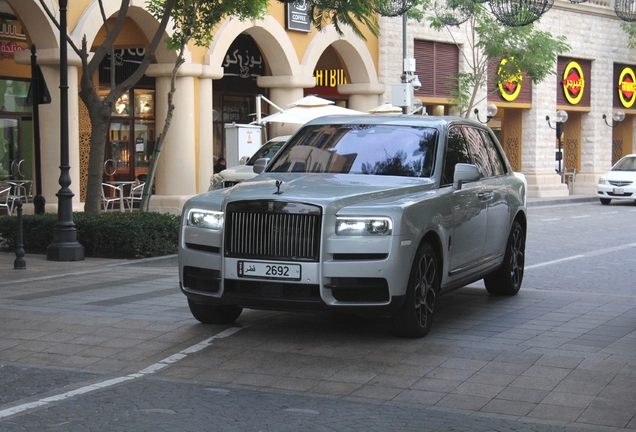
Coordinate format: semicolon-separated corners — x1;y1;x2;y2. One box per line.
602;110;625;128
474;103;498;123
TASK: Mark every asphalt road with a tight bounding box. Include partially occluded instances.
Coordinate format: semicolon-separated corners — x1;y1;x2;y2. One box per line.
0;199;635;431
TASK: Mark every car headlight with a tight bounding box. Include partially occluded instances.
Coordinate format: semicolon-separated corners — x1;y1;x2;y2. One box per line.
336;217;393;236
210;174;225;190
598;177;608;185
187;209;224;230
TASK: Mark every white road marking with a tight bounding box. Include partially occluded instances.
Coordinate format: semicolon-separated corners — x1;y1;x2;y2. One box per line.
527;243;636;270
571;215;590;219
0;327;243;419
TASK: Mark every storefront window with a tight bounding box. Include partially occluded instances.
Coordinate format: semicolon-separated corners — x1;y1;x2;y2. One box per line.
0;79;32;182
100;88;155;182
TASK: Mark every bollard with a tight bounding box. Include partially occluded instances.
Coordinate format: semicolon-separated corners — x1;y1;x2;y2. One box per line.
14;200;26;270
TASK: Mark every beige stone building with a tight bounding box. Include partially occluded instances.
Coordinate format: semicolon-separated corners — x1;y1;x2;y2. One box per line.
1;0;635;215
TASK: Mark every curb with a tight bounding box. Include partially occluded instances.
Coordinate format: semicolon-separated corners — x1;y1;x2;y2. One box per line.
527;196;598;207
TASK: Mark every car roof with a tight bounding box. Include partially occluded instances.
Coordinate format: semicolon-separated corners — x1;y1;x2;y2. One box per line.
303;114;486;128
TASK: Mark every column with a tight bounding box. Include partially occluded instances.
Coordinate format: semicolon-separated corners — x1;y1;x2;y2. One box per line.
15;48;83;212
521;74;569;198
337;83;385;112
198;65;223;194
146;62;200;212
257;75;315;137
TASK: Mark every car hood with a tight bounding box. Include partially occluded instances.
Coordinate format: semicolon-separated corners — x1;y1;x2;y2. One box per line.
191;173;437;214
603;170;636;181
218;164;256;181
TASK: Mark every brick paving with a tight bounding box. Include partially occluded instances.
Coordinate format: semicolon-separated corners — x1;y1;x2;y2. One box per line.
0;196;635;431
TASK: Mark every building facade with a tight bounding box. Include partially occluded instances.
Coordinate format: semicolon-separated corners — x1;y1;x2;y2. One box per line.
1;0;635;215
1;0;382;214
379;0;636;197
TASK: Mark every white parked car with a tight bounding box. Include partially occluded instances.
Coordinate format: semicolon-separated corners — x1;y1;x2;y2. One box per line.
597;154;636;205
208;136;290;191
180;115;527;338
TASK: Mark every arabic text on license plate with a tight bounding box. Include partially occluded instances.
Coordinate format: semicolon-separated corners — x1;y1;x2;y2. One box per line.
238;261;301;280
613;187;625;195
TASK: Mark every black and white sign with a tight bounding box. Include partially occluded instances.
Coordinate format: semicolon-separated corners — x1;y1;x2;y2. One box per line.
286;1;312;33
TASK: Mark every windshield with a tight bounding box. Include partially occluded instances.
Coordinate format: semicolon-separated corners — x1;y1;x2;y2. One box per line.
246;140;286;166
267;124;438;177
612;156;636;171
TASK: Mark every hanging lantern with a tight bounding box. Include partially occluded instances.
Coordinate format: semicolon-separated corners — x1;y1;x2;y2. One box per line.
489;0;552;27
374;0;417;16
615;0;636;22
435;0;475;26
569;0;587;4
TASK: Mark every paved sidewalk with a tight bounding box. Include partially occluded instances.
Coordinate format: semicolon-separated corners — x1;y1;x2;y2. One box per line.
2;193;634;432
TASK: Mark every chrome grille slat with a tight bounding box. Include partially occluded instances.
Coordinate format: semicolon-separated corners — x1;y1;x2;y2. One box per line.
225;201;321;262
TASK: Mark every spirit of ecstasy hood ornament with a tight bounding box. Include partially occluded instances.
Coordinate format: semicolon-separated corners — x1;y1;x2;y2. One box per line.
274;180;283;195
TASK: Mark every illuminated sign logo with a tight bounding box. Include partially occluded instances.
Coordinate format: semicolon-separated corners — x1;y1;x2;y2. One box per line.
0;21;28;57
314;69;347;88
562;61;585;105
497;58;522;102
618;67;636;108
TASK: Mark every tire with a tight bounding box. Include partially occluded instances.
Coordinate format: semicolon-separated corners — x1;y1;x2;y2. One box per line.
187;299;242;324
600;198;611;205
484;221;525;296
391;243;440;338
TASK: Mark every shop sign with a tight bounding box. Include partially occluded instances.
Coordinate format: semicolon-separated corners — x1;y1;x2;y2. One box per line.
286;1;312;33
0;21;27;57
497;58;522;102
618;67;636;108
222;35;264;79
314;69;347;87
562;61;585;105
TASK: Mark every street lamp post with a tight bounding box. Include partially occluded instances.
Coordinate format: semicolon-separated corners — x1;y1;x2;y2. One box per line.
392;13;421;114
602;110;625;128
546;110;568;184
46;0;84;261
474;103;498;124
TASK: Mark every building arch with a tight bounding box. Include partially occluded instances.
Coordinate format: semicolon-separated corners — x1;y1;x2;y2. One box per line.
73;0;179;64
6;0;57;50
207;15;300;77
302;26;378;85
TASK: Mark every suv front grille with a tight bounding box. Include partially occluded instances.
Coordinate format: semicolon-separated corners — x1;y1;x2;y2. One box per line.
225;200;322;262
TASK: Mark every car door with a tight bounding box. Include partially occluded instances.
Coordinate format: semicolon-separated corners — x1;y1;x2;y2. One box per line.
464;127;511;259
443;126;488;276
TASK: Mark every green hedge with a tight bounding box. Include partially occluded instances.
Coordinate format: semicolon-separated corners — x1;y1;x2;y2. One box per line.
0;212;180;259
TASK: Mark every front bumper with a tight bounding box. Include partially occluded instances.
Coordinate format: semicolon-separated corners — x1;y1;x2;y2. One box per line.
597;184;636;200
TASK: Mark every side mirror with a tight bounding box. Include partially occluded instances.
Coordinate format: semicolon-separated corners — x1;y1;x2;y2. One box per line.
253;158;270;174
239;156;249;165
453;163;480;190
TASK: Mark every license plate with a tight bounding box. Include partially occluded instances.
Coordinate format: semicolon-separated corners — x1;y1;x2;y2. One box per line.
613;187;625;195
238;261;301;280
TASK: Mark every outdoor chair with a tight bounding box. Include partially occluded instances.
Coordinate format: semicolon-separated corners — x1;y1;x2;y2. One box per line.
101;182;122;212
1;183;17;215
127;182;145;212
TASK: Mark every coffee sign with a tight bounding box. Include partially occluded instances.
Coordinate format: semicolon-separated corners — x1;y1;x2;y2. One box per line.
618;67;636;108
562;61;585;105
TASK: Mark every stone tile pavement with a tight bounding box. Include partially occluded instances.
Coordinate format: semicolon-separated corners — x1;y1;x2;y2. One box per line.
1;193;635;431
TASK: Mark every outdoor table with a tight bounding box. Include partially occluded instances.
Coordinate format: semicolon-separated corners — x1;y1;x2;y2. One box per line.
106;180;136;212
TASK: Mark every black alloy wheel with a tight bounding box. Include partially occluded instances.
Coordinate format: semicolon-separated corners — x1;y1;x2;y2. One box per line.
391;242;440;338
484;221;525;296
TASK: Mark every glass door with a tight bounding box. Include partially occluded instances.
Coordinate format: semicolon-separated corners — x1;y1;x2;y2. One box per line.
0;117;19;181
104;121;132;182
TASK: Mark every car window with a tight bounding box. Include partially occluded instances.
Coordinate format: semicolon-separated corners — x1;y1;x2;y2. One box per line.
478;129;508;176
612;156;636;171
267;124;438;177
463;127;493;178
442;127;472;186
246;141;285;166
